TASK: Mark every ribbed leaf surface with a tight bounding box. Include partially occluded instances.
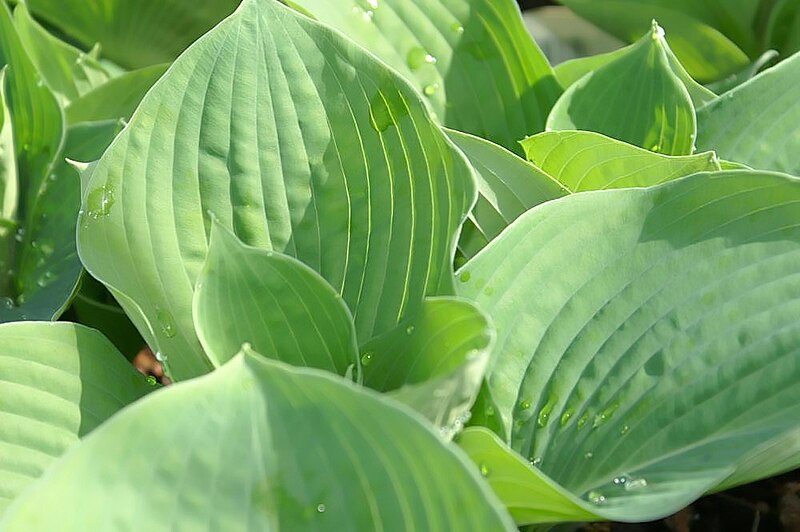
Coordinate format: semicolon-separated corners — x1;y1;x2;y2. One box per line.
77;0;476;380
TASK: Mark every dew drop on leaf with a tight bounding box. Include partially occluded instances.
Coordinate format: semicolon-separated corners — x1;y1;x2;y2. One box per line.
450;22;464;34
479;463;490;477
156;307;177;338
407;47;437;71
423;83;439;96
459;271;471;283
405;325;415;335
86;184;116;219
520;399;531;410
361;352;374;366
587;490;606;505
584;451;594;459
316;503;326;513
146;375;157;386
625;478;648;491
0;297;14;310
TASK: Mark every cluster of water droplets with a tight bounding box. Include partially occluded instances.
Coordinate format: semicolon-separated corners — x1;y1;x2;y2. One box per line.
439;410;471;440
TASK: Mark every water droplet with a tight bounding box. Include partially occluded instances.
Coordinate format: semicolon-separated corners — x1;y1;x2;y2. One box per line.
613;475;629;486
625;478;648;491
479;463;490;477
577;413;589;430
37;239;55;257
407;47;437;71
351;5;374;22
450;22;464;34
519;399;531;410
482;286;494;296
156;307;177;338
459;271;471;282
529;456;542;467
620;424;630;435
361;352;374;366
14;227;25;243
16;293;26;305
155;351;168;363
423;83;439;96
0;297;14;310
316;503;326;513
584;451;594;459
85;183;116;219
146;375;157;386
537;397;557;427
587;490;606;505
650;143;661;153
36;271;54;288
405;325;415;335
485;405;495;417
560;410;574;426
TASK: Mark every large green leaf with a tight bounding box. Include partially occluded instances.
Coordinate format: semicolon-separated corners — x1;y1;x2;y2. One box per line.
25;0;241;70
521;131;720;192
77;0;476;380
456;171;800;522
0;322;154;516
193;222;358;374
64;63;168;125
767;0;800;57
446;129;567;258
289;0;562;153
1;120;121;321
0;350;515;531
13;4;111;106
359;297;493;436
547;23;696;156
558;0;751;82
696;51;800;176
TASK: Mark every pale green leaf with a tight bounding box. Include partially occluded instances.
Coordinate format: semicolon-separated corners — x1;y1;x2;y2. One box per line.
13;4;111;106
546;23;696;156
77;0;476;380
0;70;17;298
696;51;800;175
1;350;515;531
0;322;154;516
289;0;562;153
457;170;800;522
26;0;241;69
446;129;566;258
359;297;493;436
521;131;720;192
65;63;168;124
193;222;358;374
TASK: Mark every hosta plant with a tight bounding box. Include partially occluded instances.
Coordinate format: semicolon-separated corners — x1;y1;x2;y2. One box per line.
1;0;800;529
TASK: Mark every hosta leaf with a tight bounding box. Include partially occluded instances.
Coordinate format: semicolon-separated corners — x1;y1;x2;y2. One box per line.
553;43;716;108
521;131;720;192
25;0;241;69
704;50;779;95
446;129;566;258
458;427;599;524
696;51;800;176
0;350;515;531
0;322;154;516
193;222;358;374
65;63;168;125
289;0;562;153
546;23;696;156
13;4;111;106
77;0;475;380
0;0;63;218
558;0;751;82
359;297;493;436
2;120;121;321
457;171;800;522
